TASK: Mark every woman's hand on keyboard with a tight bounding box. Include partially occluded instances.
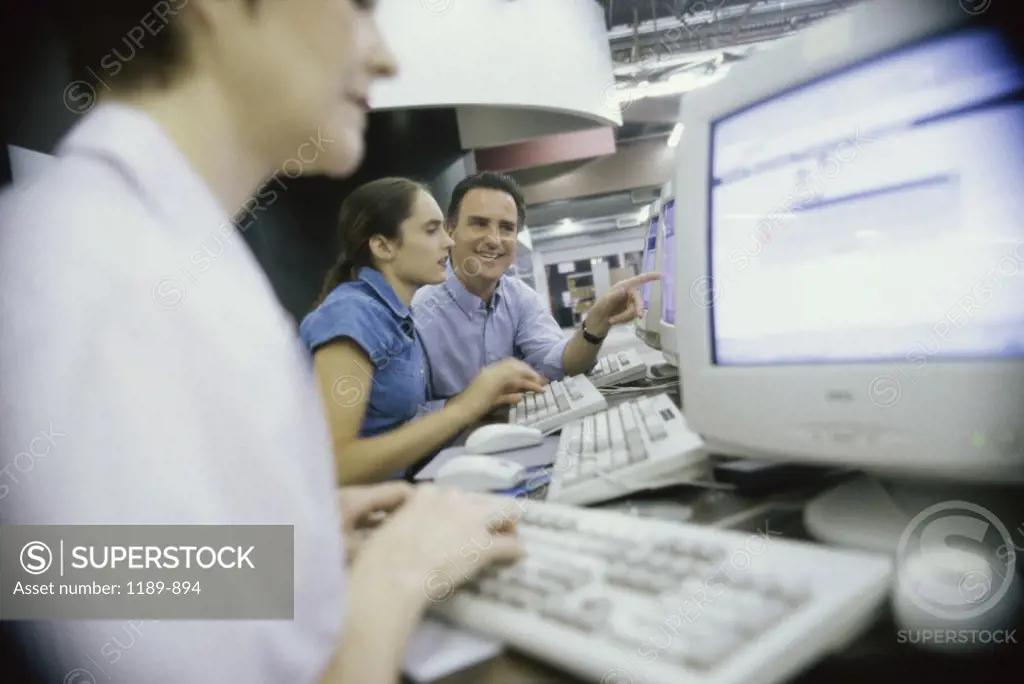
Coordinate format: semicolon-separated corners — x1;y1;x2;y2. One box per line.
492;375;549;409
356;484;526;602
337;481;413;564
450;359;546;421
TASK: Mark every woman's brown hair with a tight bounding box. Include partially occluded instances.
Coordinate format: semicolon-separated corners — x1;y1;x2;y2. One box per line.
313;177;429;309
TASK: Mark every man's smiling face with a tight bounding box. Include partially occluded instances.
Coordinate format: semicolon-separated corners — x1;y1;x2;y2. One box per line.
448;188;519;281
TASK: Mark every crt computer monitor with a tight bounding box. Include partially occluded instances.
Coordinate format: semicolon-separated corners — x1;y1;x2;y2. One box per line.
634;203;663;350
659;198;678;367
674;0;1024;550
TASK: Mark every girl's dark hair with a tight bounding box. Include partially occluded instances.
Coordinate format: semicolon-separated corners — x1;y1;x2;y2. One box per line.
314;177;429;308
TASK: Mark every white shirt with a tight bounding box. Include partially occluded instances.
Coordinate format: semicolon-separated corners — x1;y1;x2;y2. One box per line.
0;104;345;683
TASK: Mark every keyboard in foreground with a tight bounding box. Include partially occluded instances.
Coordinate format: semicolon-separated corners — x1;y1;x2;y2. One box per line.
428;499;892;684
547;393;706;506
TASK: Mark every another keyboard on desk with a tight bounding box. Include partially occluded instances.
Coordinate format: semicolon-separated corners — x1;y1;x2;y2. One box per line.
429;500;893;684
547;393;705;506
509;374;607;433
587;349;648;388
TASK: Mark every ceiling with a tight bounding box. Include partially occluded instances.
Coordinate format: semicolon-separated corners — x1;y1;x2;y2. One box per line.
522;0;869;243
600;0;861;63
599;0;863;125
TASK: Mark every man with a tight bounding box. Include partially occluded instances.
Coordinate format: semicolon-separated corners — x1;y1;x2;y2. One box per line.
412;171;660;402
0;2;521;683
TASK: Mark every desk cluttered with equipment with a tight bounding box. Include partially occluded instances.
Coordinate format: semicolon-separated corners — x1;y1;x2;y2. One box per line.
406;382;1020;683
403;353;1022;684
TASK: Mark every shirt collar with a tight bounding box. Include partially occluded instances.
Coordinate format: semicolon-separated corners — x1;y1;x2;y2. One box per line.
358;267;411;319
442;263;504;316
56;102;229;244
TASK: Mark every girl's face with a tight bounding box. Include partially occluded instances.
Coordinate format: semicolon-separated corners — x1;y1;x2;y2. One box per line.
389;189;454;286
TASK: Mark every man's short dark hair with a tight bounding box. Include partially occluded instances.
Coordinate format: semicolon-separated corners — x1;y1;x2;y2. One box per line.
51;0;258;93
448;171;527;231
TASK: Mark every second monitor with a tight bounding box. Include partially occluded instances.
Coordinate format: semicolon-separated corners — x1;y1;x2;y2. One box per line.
633;200;663;350
659;197;679;369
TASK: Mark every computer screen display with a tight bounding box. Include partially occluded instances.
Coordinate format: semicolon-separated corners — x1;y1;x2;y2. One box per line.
709;27;1024;366
661;200;676;324
640;215;659;309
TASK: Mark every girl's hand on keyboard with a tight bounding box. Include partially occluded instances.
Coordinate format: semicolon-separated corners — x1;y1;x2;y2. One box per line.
356;484;526;602
451;359;546;421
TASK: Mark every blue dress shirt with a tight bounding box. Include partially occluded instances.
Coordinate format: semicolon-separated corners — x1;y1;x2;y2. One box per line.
299;267;430;439
412;266;569;407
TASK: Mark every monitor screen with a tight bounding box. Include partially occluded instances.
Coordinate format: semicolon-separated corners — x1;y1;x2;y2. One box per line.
709;27;1024;366
640;216;659;309
661;200;676;324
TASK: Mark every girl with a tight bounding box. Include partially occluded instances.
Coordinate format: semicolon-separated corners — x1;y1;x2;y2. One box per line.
301;177;544;484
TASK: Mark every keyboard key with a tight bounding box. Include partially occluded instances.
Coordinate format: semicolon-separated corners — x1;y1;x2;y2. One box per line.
567;425;583;457
637;398;655;418
742;596;790;633
492;584;542;609
595;412;609;451
609;410;625;445
625;428;646;462
579;596;613;621
605;567;677;594
646;551;676;573
539;600;606;632
644;416;668;441
541;392;554;415
685;633;743;670
618;402;637;430
554;390;570;412
582;416;595;453
535;564;595;591
609;448;630;470
581;460;597;479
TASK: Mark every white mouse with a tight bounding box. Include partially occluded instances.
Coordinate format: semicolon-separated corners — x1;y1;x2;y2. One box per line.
434;455;528;492
465;424;543;454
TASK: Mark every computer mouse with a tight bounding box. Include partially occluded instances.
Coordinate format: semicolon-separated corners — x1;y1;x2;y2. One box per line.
892;546;1022;652
434;455;528;493
465;424;544;454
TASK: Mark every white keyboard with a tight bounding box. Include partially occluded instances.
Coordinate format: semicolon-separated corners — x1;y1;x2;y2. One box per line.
429;499;893;684
547;393;706;506
587;349;648;388
509;374;607;433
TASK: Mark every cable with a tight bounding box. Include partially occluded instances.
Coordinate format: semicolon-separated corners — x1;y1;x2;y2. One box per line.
598;382;677;397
